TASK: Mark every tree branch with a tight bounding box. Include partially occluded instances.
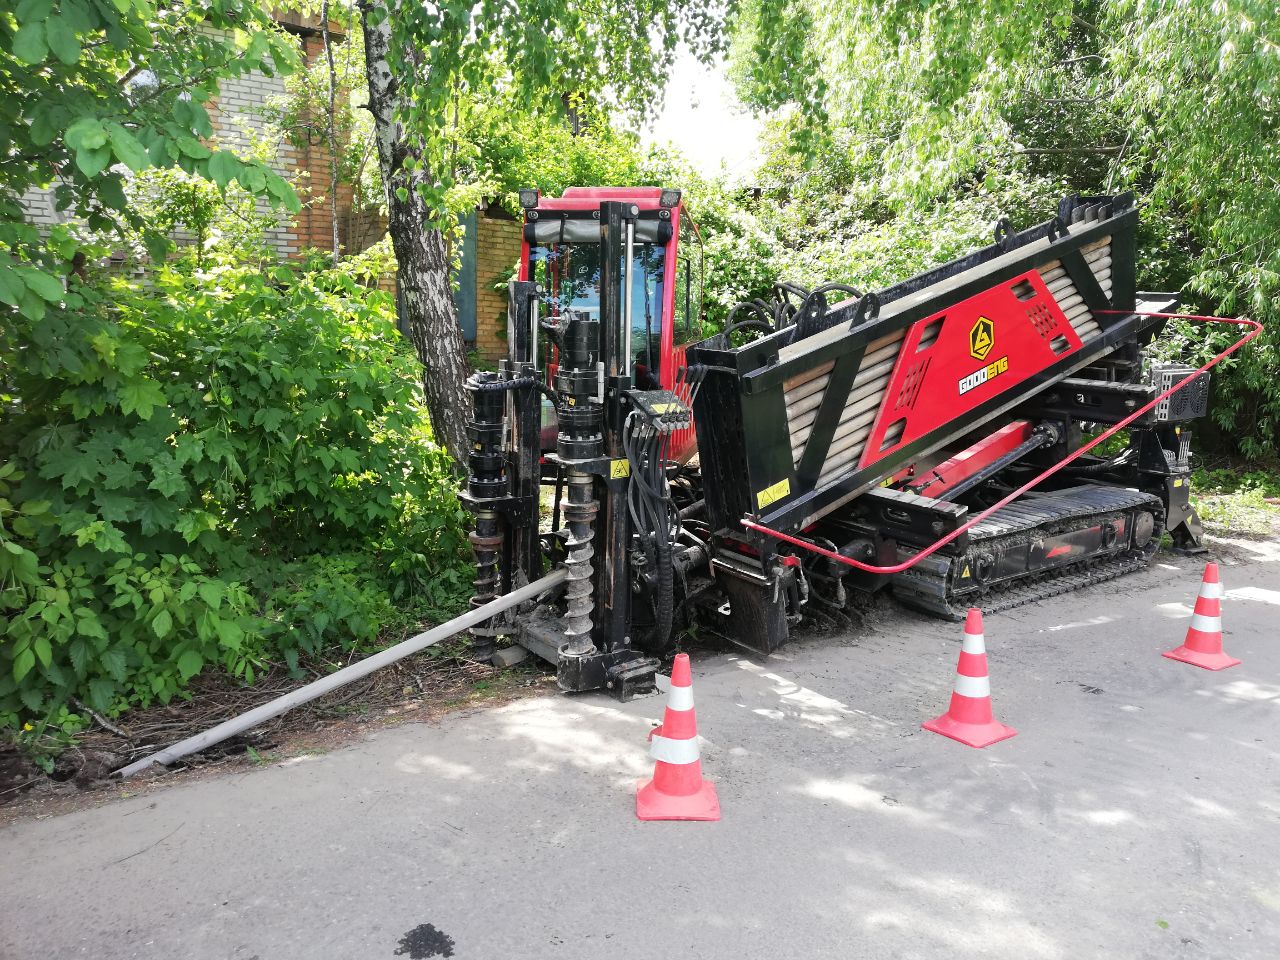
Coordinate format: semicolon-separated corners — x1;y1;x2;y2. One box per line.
72;697;134;741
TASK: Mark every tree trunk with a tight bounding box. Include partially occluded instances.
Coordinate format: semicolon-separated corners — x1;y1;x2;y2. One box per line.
359;0;470;466
320;0;341;264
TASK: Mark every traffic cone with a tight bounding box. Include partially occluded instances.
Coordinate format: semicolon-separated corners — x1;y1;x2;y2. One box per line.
636;653;720;821
1163;562;1240;670
922;608;1017;748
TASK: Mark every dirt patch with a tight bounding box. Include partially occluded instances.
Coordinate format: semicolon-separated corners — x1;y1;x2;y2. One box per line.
1;648;556;824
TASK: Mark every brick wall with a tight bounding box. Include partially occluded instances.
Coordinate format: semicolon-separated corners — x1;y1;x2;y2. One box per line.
287;33;357;255
472;213;523;361
19;186;64;232
17;20;361;261
205;26;298;257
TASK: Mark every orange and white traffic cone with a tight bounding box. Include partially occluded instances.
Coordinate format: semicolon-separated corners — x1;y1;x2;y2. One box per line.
636;653;720;821
1163;562;1240;671
922;608;1017;748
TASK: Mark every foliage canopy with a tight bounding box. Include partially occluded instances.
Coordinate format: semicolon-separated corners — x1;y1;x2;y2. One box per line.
729;0;1280;457
1;258;469;732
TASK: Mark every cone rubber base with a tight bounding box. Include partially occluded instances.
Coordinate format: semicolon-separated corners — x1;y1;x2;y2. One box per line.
922;713;1017;748
636;778;720;821
1162;646;1241;671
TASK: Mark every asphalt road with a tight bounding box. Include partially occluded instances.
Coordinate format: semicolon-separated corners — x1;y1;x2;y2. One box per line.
3;541;1278;960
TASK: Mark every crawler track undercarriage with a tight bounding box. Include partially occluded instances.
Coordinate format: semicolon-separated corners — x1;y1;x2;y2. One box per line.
891;485;1167;620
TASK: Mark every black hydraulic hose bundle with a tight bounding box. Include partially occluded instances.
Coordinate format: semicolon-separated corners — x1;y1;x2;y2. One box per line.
622;366;708;647
624;410;677;645
723;281;869;343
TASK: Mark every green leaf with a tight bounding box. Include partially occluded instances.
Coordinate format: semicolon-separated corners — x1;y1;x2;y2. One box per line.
215;617;243;651
12;648;36;682
98;175;127;210
33;636;52;667
75;612;107;641
60;0;92;32
87;677;116;712
99;647;127;686
152;608;173;640
176;137;212;160
0;267;21;307
240;164;266;193
18;288;46;321
65;117;107;152
176;649;203;681
20;687;44;712
19;268;64;303
75;144;113;178
12;21;48;64
144;232;172;263
118;378;166;420
208;150;239;188
45;15;81;65
16;0;54;24
197;581;223;610
106;123;149;172
265;173;301;213
68;638;90;676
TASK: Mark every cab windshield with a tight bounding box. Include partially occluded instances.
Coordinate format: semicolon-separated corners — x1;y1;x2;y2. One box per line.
527;234;667;388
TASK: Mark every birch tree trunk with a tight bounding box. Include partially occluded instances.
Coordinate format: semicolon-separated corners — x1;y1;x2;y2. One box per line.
358;0;470;466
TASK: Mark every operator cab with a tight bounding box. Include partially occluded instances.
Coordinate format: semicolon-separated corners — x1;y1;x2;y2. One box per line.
518;187;705;459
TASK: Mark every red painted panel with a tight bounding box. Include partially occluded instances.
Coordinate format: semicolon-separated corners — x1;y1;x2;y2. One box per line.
859;270;1082;469
906;420;1035;497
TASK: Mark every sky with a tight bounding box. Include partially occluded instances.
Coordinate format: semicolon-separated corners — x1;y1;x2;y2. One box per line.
635;48;766;182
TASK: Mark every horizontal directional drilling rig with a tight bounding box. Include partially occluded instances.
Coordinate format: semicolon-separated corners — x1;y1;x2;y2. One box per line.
461;188;1225;695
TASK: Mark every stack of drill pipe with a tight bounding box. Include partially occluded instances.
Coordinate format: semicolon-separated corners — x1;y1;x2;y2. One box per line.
781;233;1115;482
1035;236;1112;341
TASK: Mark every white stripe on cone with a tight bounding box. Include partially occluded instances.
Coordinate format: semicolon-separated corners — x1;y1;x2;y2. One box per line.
961;631;986;655
650;734;700;765
1189;613;1222;633
666;685;694;711
953;673;991;698
1201;580;1223;599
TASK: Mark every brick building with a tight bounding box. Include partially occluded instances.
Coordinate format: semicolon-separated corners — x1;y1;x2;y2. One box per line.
19;14;335;256
20;12;514;358
457;205;524;362
205;12;357;258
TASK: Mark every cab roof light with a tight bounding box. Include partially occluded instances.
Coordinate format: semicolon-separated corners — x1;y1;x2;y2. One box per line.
659;189;682;208
519;189;540;210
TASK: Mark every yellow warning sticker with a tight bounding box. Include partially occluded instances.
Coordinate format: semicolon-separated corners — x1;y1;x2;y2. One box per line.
610;459;630;479
650;402;677;413
756;477;791;510
1173;478;1183;487
961;564;971;579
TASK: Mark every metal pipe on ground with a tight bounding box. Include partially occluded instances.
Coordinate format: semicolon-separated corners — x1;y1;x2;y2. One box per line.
115;568;570;778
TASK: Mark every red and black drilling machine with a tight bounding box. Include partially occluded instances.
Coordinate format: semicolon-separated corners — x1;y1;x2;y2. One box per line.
460;187;1210;699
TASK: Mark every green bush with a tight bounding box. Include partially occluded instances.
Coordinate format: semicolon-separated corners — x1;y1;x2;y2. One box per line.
0;261;469;729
